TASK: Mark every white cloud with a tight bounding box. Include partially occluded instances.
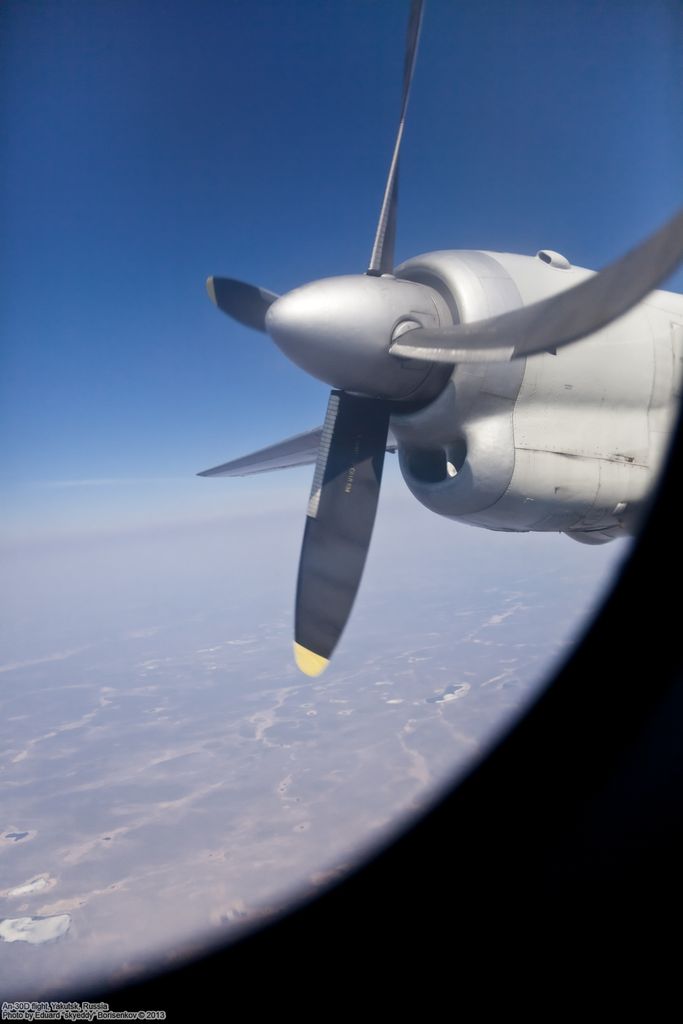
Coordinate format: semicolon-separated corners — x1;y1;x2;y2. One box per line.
4;876;53;898
0;915;70;944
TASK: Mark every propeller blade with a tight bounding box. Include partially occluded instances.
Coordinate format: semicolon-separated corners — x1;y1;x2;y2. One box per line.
294;391;391;676
367;0;425;277
390;206;683;363
206;276;279;332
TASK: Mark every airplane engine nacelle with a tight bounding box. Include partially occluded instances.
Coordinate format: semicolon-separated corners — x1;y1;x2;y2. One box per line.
391;355;528;530
392;250;683;542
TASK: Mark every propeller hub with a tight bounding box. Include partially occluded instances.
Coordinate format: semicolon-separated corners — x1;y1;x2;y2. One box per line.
265;274;452;401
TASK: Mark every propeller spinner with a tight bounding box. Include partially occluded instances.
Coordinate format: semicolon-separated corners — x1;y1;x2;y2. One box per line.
203;0;683;676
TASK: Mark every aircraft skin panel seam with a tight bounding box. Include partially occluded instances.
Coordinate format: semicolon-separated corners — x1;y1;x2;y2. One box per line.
514;445;649;467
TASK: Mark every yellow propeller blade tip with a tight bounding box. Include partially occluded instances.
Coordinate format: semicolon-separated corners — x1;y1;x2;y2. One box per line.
294;643;329;677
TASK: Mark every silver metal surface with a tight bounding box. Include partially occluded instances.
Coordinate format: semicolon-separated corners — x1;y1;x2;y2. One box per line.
265;273;452;400
391;247;683;538
393;250;527;517
390;207;683;363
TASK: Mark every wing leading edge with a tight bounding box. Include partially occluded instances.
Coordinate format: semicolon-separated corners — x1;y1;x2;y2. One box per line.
198;426;398;478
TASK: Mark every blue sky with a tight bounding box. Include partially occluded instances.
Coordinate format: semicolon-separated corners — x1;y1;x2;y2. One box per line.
3;5;678;983
2;0;682;543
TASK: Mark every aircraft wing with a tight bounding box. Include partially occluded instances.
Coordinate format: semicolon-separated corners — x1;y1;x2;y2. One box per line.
198;426;398;477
